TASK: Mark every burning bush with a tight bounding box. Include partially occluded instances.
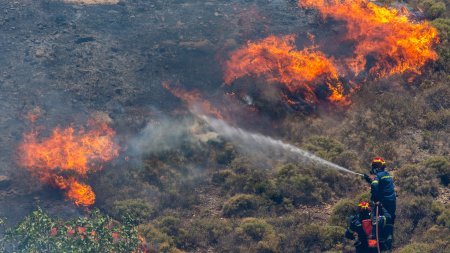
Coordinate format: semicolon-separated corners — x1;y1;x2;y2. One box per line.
17;118;119;206
300;0;439;77
224;35;349;105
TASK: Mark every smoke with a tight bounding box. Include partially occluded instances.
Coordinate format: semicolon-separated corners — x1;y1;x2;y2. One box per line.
127;116;219;158
127;118;189;156
198;113;362;176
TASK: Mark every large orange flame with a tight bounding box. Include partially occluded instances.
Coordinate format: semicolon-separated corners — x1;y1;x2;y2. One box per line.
300;0;439;77
224;35;348;104
18;119;119;206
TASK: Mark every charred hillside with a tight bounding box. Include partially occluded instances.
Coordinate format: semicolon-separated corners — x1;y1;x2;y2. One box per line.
0;0;449;252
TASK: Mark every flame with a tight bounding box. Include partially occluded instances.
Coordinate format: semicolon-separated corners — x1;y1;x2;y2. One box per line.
300;0;439;77
18;118;119;206
163;82;224;119
224;35;348;104
65;179;96;206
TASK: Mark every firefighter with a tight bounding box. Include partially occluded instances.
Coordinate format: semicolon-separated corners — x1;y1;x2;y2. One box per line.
345;201;374;253
345;201;392;252
363;157;396;248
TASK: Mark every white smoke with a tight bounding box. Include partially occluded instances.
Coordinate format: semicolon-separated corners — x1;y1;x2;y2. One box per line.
199;114;362;176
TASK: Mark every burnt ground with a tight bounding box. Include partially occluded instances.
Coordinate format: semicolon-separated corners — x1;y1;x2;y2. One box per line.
0;0;321;229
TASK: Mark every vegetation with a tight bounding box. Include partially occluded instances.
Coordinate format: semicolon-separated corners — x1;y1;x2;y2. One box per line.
0;208;143;253
2;1;450;252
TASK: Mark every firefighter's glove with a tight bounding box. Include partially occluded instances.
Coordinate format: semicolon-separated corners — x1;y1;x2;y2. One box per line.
363;174;372;184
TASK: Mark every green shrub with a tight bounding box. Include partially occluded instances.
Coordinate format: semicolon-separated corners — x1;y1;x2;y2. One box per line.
329;198;358;227
275;164;330;205
304;136;345;161
422;225;450;252
186;219;233;247
138;223;174;253
111;199;156;224
211;169;235;186
222;194;265;217
237;218;279;253
399;196;433;230
216;143;236;165
158;216;182;237
292;224;344;251
424;156;450;186
425;109;450;130
421;0;447;19
395;165;439;197
394;243;433;253
425;85;450;111
432;18;450;71
437;210;450;228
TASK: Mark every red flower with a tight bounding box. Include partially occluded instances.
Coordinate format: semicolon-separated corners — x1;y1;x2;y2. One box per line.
77;226;86;235
50;227;58;237
67;228;75;237
112;232;120;243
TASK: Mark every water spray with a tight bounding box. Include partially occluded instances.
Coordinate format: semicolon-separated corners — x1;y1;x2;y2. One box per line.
199;114;364;177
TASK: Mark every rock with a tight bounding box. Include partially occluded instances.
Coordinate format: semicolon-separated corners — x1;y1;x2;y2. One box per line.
35;47;45;58
0;175;12;190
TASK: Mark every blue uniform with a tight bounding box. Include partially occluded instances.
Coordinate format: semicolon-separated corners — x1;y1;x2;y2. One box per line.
370;170;396;249
345;209;392;252
370;171;396;203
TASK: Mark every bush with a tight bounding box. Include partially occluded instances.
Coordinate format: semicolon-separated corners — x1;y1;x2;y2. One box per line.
304;136;345;161
237;218;279;253
138;223;175;253
111;199;156;225
395;165;439;197
399;196;434;230
425;85;450;111
211;169;235;186
222;194;265;217
185;218;233;247
394;243;433;253
420;0;447;19
1;208;143;253
437;210;450;228
275;164;331;205
293;224;345;252
432;18;450;71
329;198;358;227
424;156;450;186
425;109;450;130
422;225;450;252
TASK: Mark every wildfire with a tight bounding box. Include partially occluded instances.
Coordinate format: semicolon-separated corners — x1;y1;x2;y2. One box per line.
300;0;439;77
18;118;119;206
163;82;224;119
224;35;348;104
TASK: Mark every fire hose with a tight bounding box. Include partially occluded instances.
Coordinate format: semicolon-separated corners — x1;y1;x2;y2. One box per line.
375;203;381;253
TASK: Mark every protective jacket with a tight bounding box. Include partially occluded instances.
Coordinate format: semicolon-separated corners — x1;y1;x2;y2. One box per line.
371;171;397;244
370;171;396;203
345;212;390;253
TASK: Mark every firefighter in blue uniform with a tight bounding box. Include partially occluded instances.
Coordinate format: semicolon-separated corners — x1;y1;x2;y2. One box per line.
345;201;392;252
363;157;396;249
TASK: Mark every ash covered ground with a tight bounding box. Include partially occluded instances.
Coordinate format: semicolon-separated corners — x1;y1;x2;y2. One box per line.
0;0;317;227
